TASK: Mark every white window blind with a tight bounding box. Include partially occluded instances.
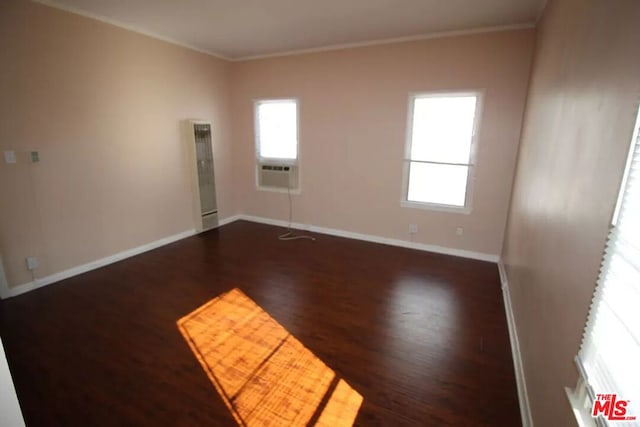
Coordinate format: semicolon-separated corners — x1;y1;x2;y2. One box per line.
255;99;298;163
403;92;481;211
577;108;640;426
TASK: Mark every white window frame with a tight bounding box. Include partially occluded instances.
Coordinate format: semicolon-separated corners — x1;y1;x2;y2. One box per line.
401;90;483;214
566;105;640;427
253;98;301;194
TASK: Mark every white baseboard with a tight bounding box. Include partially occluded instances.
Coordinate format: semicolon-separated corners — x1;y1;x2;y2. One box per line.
498;261;534;427
217;214;243;227
1;229;197;299
0;213;248;300
237;214;499;262
1;212;497;299
0;338;26;427
0;257;9;300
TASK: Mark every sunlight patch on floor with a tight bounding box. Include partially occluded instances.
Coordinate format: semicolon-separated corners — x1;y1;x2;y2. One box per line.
178;288;363;426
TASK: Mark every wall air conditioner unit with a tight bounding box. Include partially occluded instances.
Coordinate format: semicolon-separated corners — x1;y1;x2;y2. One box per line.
184;120;218;232
258;163;298;191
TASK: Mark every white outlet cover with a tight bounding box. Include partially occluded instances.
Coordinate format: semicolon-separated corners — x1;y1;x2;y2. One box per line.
409;224;418;233
456;227;464;236
4;151;16;164
26;256;39;271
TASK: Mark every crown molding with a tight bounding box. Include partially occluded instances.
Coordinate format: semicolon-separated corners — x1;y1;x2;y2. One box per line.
32;0;230;60
536;0;548;24
32;1;535;63
232;23;536;62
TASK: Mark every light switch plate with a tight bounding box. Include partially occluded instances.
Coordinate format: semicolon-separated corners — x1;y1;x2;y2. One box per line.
4;150;16;164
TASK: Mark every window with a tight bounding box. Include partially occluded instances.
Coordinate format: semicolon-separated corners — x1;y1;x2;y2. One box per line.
254;99;300;192
254;99;298;163
402;92;481;212
568;107;640;427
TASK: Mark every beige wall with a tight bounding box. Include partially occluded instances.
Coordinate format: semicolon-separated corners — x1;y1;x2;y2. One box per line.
502;0;640;425
0;0;233;288
0;3;535;291
230;29;534;256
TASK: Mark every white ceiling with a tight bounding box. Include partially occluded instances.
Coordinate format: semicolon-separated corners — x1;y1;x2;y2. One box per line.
36;0;544;60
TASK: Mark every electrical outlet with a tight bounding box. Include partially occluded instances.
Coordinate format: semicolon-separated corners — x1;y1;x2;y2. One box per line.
26;256;39;271
456;227;464;236
409;224;418;234
4;150;16;164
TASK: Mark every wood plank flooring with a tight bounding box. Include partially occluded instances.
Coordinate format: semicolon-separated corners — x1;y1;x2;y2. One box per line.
0;221;520;426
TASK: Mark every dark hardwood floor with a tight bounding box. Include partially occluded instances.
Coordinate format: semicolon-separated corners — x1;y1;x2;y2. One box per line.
0;221;520;426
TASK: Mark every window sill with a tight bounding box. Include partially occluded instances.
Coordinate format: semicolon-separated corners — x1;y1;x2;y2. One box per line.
400;200;472;214
565;386;598;427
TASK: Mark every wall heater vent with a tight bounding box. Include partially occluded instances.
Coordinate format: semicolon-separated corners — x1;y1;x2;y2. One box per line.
184;120;218;232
